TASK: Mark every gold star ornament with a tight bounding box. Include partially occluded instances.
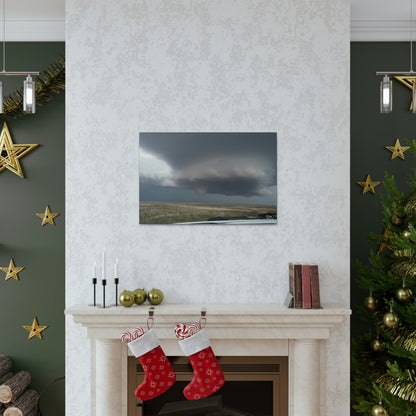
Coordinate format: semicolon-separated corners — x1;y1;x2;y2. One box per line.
0;258;24;281
23;317;48;340
36;205;60;226
0;122;39;178
385;138;410;160
357;174;380;195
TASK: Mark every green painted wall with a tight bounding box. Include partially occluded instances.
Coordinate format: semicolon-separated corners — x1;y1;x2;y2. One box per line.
0;43;64;415
351;43;416;335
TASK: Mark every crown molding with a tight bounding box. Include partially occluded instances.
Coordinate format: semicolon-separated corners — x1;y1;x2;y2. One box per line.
352;20;415;42
0;20;65;42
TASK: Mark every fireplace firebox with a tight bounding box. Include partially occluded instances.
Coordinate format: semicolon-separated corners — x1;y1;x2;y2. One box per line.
128;356;288;416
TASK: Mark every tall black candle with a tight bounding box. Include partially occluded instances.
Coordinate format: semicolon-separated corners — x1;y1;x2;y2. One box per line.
114;278;119;306
92;278;97;306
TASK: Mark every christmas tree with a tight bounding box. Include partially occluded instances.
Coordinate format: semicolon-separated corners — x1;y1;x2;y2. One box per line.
352;140;416;415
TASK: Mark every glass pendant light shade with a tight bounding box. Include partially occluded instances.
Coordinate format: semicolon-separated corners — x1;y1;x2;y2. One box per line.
380;75;392;113
23;75;35;114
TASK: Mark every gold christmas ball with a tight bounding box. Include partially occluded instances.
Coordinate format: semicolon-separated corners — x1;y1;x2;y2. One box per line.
383;311;399;327
391;214;402;226
370;338;385;352
364;295;377;310
396;286;412;302
148;288;164;305
372;404;388;416
119;290;135;307
403;229;411;239
133;288;147;305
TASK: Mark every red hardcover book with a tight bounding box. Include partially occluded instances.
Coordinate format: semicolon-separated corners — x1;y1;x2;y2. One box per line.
310;264;321;309
293;264;302;308
301;264;312;308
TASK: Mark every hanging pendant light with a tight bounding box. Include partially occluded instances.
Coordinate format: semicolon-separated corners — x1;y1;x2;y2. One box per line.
23;75;35;113
0;0;39;114
380;75;392;113
377;0;416;114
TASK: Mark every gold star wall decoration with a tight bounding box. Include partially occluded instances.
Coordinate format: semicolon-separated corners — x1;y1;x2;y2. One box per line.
0;122;39;178
385;138;410;160
357;174;381;195
0;258;24;281
36;205;60;226
23;317;48;340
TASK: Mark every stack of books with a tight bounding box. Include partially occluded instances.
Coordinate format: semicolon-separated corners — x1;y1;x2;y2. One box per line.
288;263;321;309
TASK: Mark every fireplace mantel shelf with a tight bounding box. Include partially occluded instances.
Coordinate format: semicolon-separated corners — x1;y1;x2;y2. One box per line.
66;304;350;416
66;303;350;340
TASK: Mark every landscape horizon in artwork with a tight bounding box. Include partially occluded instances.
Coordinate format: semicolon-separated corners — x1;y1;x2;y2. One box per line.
139;132;277;224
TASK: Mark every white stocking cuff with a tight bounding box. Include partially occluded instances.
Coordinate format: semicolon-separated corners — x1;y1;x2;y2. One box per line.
128;329;160;357
179;329;211;356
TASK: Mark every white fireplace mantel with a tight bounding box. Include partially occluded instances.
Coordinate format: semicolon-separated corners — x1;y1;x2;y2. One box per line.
66;304;350;416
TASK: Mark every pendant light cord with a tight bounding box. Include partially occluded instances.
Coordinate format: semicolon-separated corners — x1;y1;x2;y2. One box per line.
2;0;5;73
411;0;414;72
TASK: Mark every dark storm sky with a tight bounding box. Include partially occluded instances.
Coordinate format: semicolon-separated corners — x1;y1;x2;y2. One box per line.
139;132;277;205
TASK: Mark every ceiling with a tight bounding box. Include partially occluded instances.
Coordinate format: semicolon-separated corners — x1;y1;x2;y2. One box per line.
3;0;413;42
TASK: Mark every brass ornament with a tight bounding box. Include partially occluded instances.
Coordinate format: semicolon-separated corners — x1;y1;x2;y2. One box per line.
364;295;377;310
133;288;147;305
148;288;164;305
391;213;403;226
378;226;391;254
23;317;48;340
383;311;399;328
371;403;388;416
119;290;135;307
385;138;410;160
0;122;39;178
371;338;385;352
396;286;412;302
357;174;380;195
36;205;60;226
0;258;24;281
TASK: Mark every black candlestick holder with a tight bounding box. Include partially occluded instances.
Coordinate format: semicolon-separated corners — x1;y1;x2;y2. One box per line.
89;278;97;307
114;278;119;306
100;279;107;308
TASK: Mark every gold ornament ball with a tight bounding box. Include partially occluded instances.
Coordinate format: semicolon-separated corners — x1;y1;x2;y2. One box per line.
119;290;135;307
403;229;411;239
364;295;377;310
391;214;402;226
396;286;412;302
372;404;388;416
148;288;164;305
370;338;385;352
133;288;147;305
383;311;399;328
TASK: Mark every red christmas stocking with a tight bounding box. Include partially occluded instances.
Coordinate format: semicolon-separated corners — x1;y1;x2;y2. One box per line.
128;329;176;400
178;328;225;400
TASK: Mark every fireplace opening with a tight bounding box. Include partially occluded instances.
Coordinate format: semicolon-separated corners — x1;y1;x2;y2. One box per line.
128;356;288;416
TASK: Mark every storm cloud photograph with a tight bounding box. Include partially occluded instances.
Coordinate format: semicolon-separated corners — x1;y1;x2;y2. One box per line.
139;132;277;224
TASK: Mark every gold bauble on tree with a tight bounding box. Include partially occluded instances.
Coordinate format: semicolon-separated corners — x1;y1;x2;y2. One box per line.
372;404;389;416
148;288;164;305
396;286;412;302
364;295;377;310
391;213;403;226
133;288;147;305
371;338;385;352
403;229;411;239
119;290;135;307
383;311;399;327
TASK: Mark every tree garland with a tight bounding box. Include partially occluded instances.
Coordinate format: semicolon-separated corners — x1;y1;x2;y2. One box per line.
0;55;65;120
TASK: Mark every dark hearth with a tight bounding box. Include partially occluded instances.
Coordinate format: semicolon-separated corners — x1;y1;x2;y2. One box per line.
157;395;254;416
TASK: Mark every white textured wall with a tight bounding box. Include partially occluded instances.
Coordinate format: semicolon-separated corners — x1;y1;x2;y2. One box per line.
66;0;350;414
